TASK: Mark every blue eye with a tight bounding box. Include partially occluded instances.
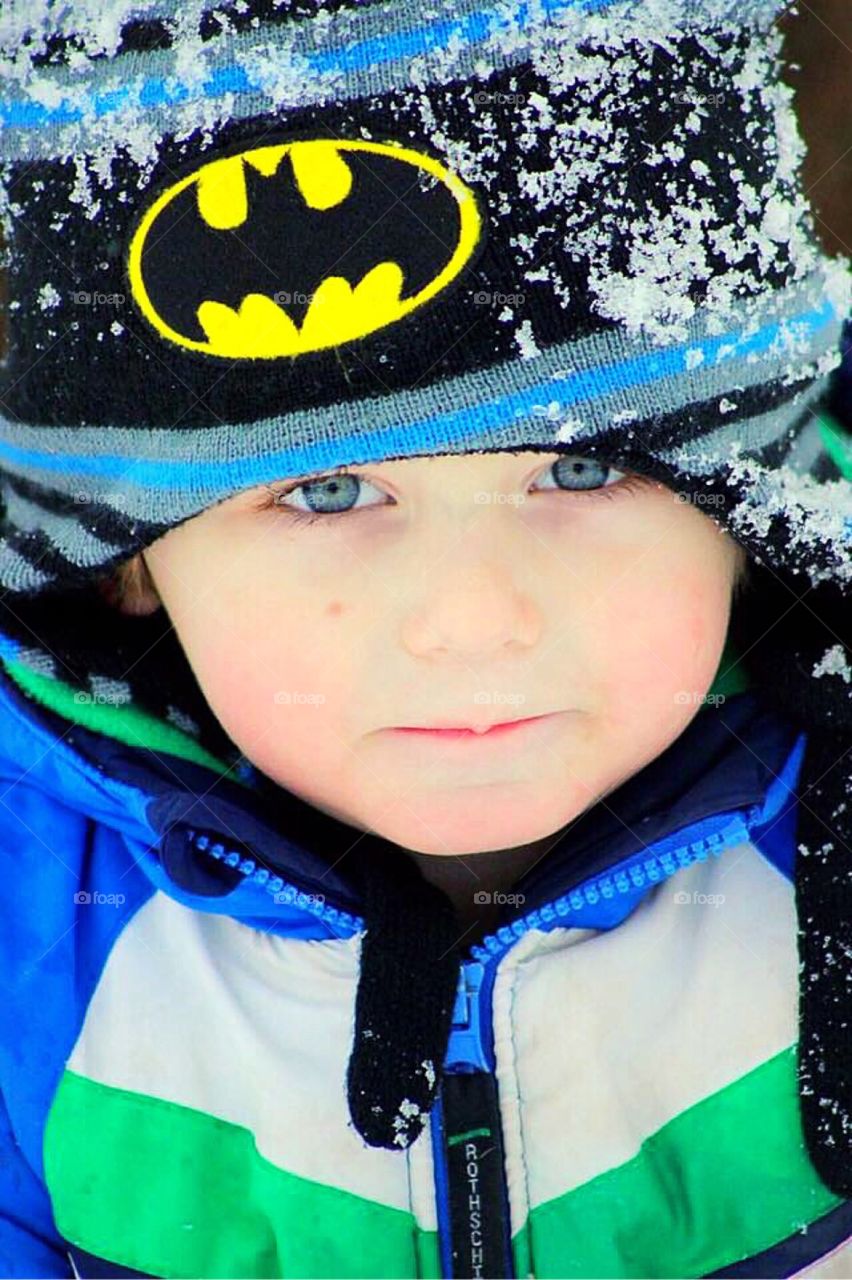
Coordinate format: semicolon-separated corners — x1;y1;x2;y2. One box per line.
271;471;385;519
537;456;625;492
282;473;365;515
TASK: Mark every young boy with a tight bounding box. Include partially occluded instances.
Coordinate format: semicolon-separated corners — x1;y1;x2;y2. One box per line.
0;0;850;1277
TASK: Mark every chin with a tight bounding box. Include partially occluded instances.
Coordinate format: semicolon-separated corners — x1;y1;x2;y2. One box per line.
367;786;587;857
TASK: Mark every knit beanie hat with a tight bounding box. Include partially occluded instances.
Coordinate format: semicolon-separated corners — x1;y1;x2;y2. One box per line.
1;0;851;1174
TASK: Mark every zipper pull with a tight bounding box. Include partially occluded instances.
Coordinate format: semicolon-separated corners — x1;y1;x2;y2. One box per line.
446;961;490;1073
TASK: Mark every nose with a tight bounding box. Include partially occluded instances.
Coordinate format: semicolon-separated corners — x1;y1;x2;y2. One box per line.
401;557;541;660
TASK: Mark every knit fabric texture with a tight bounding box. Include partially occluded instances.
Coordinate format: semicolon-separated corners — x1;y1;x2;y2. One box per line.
0;0;851;1171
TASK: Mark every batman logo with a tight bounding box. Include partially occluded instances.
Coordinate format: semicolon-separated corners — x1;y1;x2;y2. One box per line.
126;137;484;359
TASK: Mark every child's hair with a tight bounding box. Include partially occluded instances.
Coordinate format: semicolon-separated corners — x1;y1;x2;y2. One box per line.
733;543;751;599
98;554;157;615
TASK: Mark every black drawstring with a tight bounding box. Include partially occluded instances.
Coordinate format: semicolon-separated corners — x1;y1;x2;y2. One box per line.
344;837;463;1149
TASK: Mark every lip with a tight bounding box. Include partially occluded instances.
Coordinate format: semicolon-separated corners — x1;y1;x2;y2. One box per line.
390;713;558;739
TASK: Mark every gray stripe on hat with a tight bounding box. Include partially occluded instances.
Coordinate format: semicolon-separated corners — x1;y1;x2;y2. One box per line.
166;704;201;736
0;543;55;593
0;270;840;519
3;644;60;679
0;0;784;163
655;389;826;472
2;486;128;565
0;0;581;162
86;674;134;708
779;410;835;477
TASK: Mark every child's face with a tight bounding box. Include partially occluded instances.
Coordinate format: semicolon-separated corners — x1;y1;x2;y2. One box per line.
134;451;746;857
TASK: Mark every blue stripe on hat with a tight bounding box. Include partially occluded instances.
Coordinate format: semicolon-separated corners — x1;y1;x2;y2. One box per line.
0;0;616;131
0;297;838;488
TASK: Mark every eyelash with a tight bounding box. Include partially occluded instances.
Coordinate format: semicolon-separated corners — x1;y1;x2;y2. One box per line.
256;465;650;528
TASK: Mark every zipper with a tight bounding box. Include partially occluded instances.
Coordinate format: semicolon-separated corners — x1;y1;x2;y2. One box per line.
182;806;762;1279
431;960;515;1278
182;807;760;957
181;829;366;933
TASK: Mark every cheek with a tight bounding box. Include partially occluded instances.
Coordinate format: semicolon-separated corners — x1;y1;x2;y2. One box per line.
188;592;356;755
592;557;733;714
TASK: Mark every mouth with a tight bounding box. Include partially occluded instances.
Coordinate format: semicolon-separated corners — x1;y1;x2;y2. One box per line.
390;713;558;739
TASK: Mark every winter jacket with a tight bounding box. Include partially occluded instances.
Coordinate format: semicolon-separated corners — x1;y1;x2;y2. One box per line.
3;647;852;1280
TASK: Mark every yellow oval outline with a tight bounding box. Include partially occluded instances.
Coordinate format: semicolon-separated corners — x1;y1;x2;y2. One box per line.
127;138;483;359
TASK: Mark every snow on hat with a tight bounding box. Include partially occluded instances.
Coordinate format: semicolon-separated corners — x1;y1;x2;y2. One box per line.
0;0;850;1169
